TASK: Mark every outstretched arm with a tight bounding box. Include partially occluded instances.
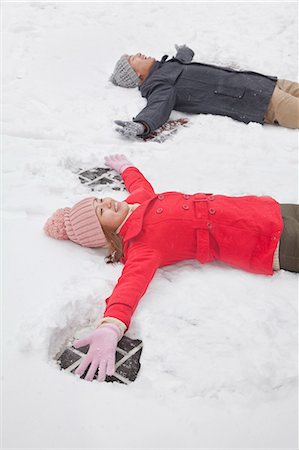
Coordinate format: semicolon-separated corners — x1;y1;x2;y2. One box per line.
72;240;160;383
103;241;161;328
105;154;155;194
133;83;177;135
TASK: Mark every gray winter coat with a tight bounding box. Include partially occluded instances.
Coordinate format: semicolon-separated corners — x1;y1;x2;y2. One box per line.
134;46;277;134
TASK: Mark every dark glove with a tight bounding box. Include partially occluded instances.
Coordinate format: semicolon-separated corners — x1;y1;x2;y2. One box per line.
174;44;194;63
114;120;145;138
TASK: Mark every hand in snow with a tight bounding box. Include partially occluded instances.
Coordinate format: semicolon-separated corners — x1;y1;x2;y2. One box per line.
73;324;120;382
174;44;194;63
114;120;145;138
104;154;134;174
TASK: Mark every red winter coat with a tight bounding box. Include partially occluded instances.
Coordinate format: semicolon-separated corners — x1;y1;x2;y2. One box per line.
103;167;283;328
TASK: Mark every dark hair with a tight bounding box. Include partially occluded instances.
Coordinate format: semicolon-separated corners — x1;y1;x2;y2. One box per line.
102;226;124;264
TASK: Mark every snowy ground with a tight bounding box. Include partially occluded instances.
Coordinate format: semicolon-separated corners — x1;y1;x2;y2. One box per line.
2;1;298;449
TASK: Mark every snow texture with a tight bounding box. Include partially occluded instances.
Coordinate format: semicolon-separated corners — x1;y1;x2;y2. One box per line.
2;2;298;449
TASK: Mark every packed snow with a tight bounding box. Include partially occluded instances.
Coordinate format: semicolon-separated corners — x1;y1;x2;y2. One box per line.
2;1;298;449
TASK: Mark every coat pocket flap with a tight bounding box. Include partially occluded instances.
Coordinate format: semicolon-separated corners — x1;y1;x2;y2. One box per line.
214;84;245;99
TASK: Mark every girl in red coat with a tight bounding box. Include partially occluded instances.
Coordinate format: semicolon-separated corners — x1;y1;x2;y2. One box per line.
44;154;299;382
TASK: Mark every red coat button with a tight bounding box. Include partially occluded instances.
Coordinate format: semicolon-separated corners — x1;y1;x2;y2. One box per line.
209;208;215;214
182;204;189;210
207;222;212;229
156;208;163;214
158;195;164;200
183;194;190;199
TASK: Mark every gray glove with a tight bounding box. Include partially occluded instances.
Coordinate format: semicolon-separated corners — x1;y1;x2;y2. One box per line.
174;44;194;63
114;120;145;138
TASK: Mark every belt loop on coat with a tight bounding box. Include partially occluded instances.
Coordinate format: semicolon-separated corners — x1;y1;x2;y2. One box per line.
193;194;210;221
193;193;213;202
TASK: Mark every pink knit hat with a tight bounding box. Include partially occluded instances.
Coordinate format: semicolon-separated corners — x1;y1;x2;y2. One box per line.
44;197;106;248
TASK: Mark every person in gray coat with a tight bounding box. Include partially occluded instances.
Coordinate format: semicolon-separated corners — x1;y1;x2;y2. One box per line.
110;45;299;138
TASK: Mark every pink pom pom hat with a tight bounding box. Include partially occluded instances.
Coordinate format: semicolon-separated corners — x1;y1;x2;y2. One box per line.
44;197;106;248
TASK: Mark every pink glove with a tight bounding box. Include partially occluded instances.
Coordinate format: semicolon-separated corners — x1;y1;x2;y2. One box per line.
73;323;120;382
104;154;134;174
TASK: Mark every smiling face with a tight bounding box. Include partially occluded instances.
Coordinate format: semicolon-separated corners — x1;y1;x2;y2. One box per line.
128;53;156;79
94;197;129;232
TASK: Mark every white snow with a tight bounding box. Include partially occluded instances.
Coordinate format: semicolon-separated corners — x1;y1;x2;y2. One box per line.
2;2;298;449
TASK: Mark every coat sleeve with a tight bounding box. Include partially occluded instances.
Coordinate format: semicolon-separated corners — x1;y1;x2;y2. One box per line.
103;241;161;328
175;45;195;63
121;166;156;194
133;83;176;134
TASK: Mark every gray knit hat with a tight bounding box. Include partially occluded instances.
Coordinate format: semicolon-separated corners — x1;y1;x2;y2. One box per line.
110;54;141;88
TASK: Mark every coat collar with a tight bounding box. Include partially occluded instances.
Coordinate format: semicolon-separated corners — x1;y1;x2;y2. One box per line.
161;54;169;63
118;197;154;242
139;55;169;92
